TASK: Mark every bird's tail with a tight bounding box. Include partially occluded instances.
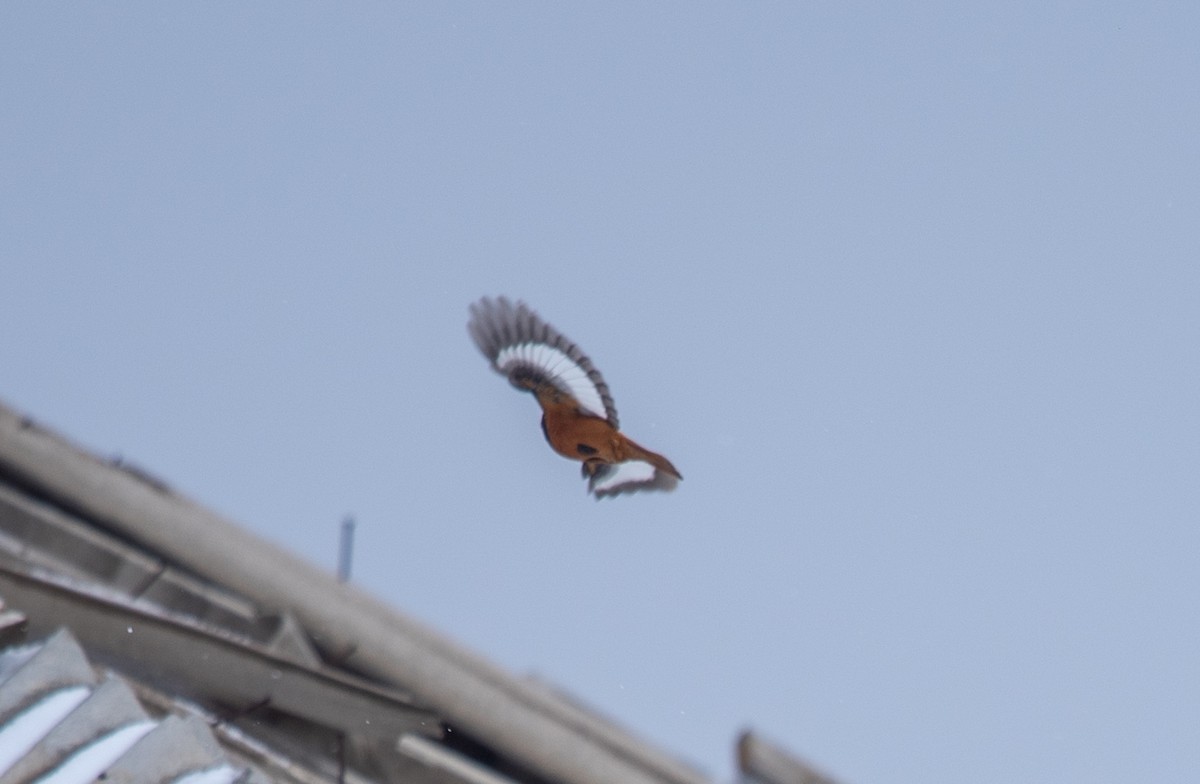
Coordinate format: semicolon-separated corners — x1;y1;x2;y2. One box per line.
621;436;682;481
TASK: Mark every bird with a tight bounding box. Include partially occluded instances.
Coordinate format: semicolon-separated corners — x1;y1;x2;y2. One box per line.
468;296;682;498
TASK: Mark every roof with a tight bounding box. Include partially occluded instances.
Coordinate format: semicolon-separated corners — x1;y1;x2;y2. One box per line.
0;398;839;784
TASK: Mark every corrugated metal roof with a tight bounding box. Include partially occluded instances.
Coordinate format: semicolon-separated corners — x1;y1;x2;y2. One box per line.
0;397;842;784
0;626;266;783
0;564;441;745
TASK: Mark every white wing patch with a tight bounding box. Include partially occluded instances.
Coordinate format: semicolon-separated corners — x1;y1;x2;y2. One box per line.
495;342;609;419
588;460;680;499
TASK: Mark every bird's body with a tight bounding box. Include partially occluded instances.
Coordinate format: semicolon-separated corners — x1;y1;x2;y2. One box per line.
535;387;680;478
468;296;681;498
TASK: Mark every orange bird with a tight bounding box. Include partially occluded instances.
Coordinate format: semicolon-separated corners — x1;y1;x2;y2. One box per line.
468;296;682;498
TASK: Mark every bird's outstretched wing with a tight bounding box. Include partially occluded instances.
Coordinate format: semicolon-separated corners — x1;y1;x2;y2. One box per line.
468;296;619;426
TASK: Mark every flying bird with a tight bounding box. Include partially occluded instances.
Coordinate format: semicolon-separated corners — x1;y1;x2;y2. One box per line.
468;296;682;498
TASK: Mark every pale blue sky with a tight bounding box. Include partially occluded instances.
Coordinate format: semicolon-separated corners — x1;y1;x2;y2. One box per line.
2;4;1198;782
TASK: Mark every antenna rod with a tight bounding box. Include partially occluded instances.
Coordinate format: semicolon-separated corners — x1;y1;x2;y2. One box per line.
337;515;355;582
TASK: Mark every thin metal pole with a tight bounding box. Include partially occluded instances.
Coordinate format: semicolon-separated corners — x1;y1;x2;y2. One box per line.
337;515;355;583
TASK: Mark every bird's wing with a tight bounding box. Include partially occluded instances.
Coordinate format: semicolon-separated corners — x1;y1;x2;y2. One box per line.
586;460;680;499
468;296;619;426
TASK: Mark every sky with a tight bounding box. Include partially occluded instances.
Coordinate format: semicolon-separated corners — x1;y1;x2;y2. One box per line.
2;4;1198;783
